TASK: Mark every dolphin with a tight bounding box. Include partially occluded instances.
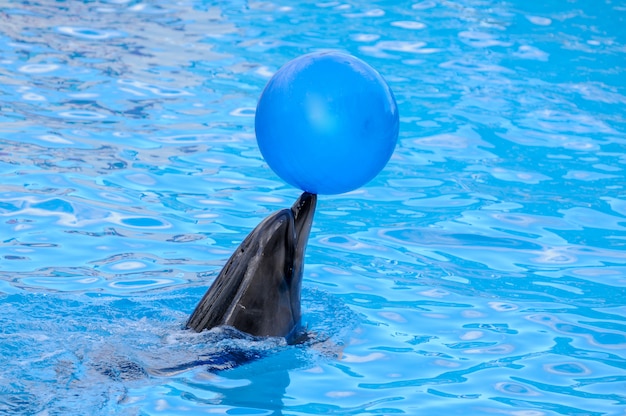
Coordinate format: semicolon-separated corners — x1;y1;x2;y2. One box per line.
186;192;317;343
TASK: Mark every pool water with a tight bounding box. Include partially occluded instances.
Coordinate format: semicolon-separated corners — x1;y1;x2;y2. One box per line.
1;0;625;415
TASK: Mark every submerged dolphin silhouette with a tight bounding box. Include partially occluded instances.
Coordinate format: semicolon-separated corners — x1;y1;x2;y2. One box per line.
187;192;317;342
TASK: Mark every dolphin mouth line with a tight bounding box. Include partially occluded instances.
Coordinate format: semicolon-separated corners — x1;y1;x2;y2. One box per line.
186;192;317;341
288;192;316;335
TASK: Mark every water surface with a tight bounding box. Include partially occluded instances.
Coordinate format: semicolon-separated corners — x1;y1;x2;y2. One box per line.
1;0;625;415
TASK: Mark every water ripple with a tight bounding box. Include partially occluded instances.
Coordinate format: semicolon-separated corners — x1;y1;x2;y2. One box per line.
18;64;60;74
57;26;124;40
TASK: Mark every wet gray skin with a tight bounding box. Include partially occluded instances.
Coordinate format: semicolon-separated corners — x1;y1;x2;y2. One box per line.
186;192;317;343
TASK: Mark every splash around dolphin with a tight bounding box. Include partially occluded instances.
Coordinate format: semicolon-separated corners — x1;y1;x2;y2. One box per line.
186;192;317;344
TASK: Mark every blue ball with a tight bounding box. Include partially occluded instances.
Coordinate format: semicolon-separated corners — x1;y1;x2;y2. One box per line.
255;51;399;195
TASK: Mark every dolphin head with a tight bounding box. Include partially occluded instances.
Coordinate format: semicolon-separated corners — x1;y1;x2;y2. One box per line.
187;192;317;343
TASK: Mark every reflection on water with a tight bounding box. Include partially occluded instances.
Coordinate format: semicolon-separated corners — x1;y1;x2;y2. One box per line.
1;0;626;414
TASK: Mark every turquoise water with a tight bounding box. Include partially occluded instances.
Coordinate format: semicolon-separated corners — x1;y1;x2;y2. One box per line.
1;0;625;415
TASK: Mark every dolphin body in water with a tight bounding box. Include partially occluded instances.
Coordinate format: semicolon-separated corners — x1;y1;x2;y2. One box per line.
186;192;317;344
85;193;317;383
